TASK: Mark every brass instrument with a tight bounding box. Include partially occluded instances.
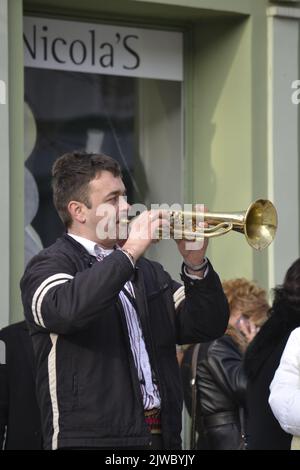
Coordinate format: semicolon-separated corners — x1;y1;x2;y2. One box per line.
123;199;278;250
171;199;277;250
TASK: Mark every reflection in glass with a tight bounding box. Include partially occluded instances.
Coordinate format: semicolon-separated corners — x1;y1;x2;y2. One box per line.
25;68;138;247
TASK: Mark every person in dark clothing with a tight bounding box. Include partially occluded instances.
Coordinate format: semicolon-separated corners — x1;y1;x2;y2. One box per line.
0;321;42;450
20;151;229;450
244;258;300;450
181;278;268;450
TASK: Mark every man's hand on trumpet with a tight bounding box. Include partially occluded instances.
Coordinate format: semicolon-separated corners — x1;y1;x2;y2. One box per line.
175;204;209;278
121;206;209;277
122;210;170;263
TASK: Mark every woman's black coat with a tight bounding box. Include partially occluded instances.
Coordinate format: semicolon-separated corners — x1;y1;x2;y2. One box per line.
243;301;300;450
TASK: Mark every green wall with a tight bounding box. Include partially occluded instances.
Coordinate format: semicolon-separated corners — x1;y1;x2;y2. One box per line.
0;0;10;328
24;0;266;19
187;17;253;281
186;13;269;286
8;0;24;324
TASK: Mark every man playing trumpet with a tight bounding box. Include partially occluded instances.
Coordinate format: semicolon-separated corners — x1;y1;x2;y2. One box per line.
20;151;229;450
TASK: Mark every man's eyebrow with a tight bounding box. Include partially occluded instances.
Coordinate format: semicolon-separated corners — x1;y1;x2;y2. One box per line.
105;189;127;198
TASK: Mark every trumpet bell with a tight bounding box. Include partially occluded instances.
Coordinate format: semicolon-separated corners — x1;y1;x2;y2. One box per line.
244;199;278;250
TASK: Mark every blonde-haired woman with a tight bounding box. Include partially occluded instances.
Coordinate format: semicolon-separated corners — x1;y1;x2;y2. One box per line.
181;278;269;450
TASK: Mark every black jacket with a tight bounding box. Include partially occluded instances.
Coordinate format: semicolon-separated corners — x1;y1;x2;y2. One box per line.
20;234;228;450
182;334;246;450
0;321;42;450
243;300;300;450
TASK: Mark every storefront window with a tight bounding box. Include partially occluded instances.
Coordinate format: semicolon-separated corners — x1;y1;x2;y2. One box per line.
25;69;136;248
24;17;183;276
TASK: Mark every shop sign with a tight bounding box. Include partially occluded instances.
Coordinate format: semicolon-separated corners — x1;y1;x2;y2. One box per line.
24;16;183;81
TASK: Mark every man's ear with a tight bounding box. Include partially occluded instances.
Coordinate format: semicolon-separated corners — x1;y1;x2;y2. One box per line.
68;201;86;224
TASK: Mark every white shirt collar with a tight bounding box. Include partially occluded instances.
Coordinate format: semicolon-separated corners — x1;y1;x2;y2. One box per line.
68;233;115;258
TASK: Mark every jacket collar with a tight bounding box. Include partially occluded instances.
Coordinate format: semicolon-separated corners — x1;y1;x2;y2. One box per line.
62;233;94;259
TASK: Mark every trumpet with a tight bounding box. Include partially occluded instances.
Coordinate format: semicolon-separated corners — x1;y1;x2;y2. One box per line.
122;199;278;250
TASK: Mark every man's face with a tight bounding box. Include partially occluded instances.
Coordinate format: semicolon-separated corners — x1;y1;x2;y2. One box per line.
84;171;129;246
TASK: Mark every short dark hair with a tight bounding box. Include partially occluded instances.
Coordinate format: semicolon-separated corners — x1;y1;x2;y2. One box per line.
52;151;121;228
273;258;300;311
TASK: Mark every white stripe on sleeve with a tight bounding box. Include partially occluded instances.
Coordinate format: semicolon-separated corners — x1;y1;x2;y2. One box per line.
32;273;74;327
48;333;59;450
173;286;185;310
